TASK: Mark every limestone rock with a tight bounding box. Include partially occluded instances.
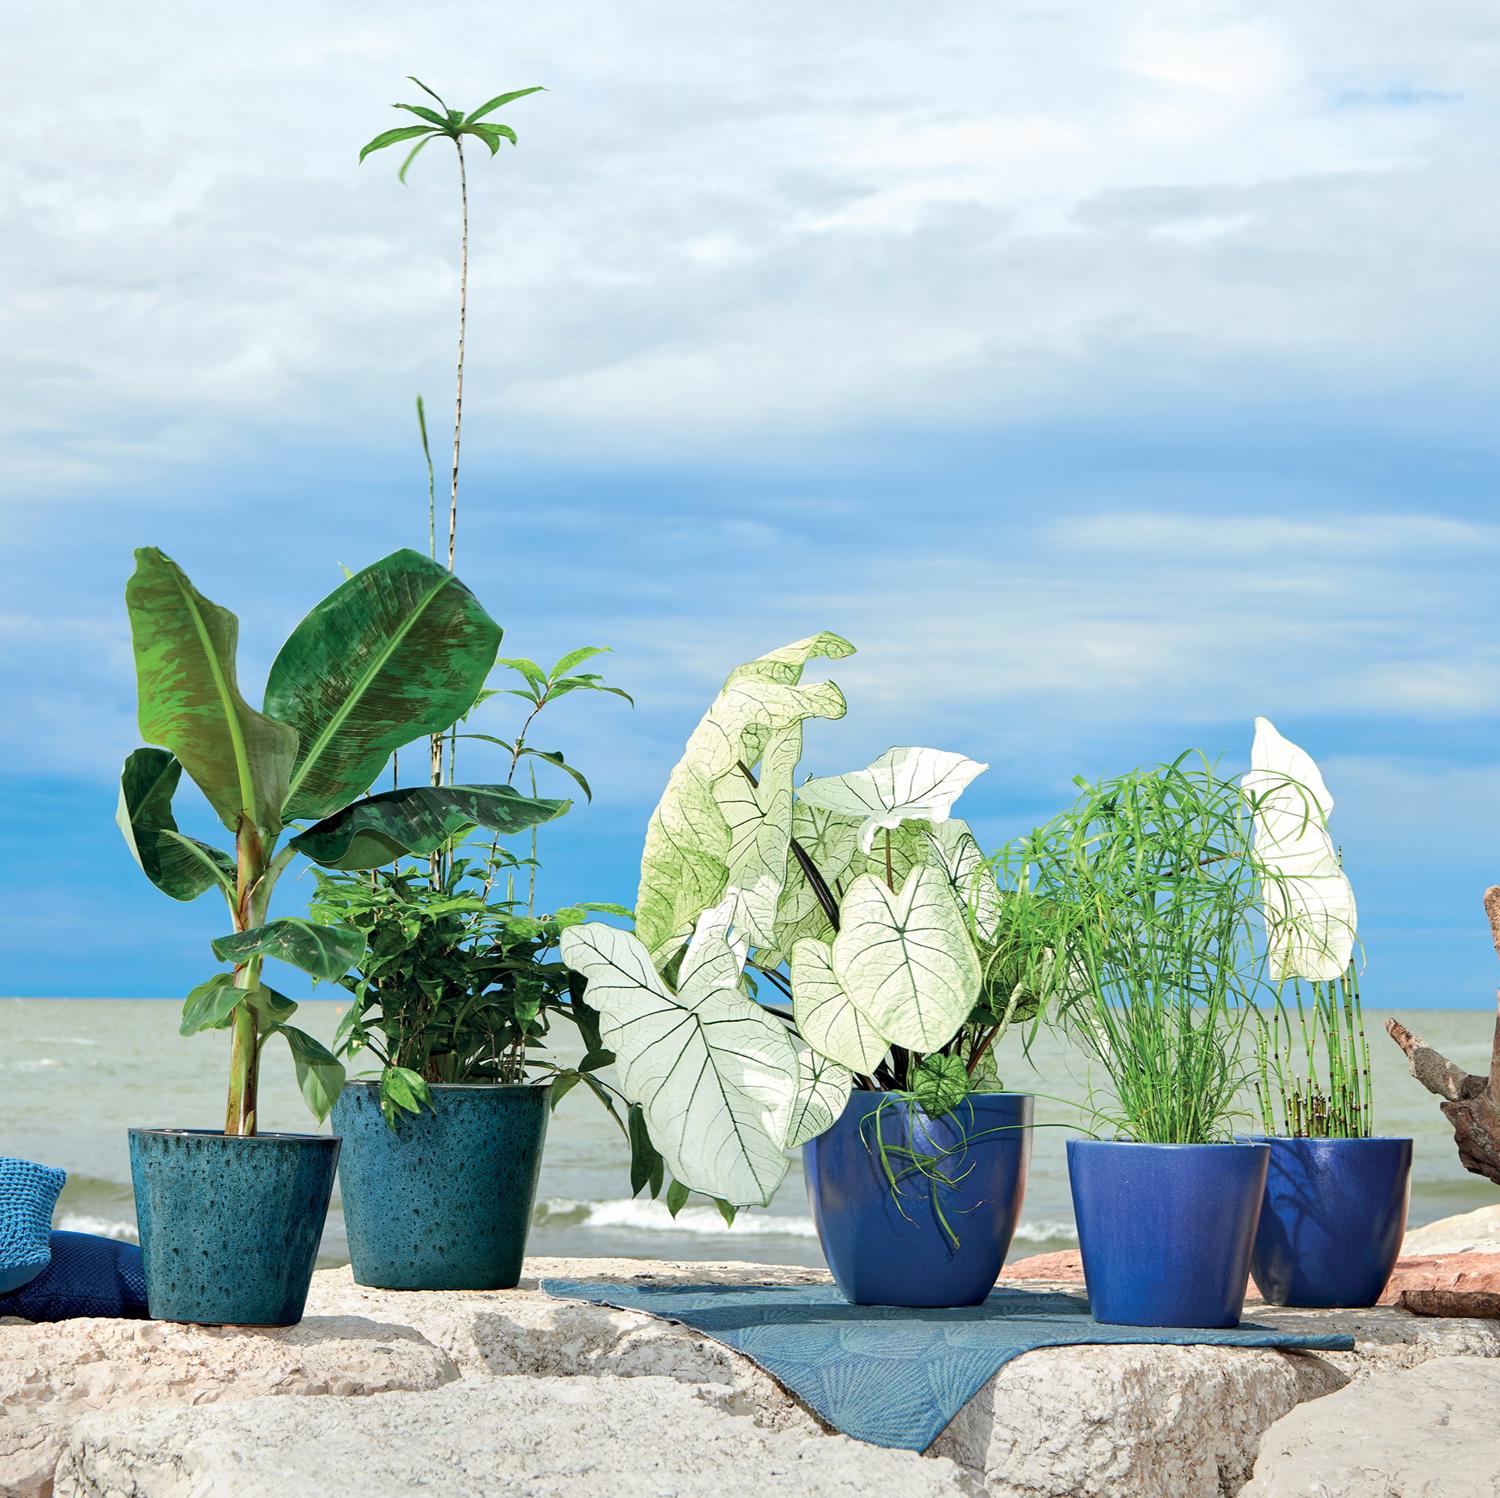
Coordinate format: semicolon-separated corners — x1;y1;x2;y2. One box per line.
1243;1355;1500;1496
53;1375;980;1498
1403;1203;1500;1256
0;1312;457;1498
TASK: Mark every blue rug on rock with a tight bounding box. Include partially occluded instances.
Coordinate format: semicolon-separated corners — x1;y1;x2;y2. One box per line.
542;1279;1356;1450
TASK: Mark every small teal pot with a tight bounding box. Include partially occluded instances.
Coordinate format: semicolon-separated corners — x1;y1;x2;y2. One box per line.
129;1128;339;1326
804;1092;1033;1307
1249;1136;1413;1308
1068;1139;1269;1328
333;1080;550;1291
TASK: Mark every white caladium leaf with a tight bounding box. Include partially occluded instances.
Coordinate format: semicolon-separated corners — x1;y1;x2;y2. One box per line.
832;865;981;1052
1241;717;1358;983
785;1049;853;1148
790;936;890;1073
677;895;748;991
560;921;799;1206
760;803;861;964
797;746;989;854
922;819;1002;940
713;725;801;946
634;633;852;962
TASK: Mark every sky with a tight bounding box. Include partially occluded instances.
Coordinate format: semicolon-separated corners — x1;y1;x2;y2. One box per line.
3;1;1499;1007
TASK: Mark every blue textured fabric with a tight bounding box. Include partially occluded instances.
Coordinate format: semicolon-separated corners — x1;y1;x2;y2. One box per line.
543;1279;1358;1450
0;1232;148;1321
0;1157;66;1292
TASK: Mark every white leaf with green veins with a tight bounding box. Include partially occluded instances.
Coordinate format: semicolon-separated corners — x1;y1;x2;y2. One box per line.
923;819;1003;940
785;1048;853;1148
760;803;861;964
713;725;801;946
790;937;890;1073
634;633;853;962
559;921;799;1207
832;865;981;1052
797;746;989;854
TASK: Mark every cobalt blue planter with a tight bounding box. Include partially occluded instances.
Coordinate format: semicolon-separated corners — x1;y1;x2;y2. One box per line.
1249;1136;1413;1308
1068;1139;1269;1328
129;1128;339;1326
804;1091;1033;1307
333;1080;550;1291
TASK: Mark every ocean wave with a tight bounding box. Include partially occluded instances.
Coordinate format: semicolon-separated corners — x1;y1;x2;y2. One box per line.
58;1213;138;1243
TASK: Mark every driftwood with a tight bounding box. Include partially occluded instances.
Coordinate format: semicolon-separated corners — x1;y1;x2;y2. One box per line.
1386;886;1500;1187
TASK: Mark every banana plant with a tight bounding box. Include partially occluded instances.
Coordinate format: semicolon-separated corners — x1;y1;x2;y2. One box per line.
119;547;568;1137
561;634;1019;1209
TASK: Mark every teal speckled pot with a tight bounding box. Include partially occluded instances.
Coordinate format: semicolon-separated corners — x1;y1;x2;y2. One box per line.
128;1128;340;1326
333;1080;551;1290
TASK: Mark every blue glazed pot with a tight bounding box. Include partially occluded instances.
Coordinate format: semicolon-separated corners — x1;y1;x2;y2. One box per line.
1068;1139;1269;1328
1249;1136;1413;1308
333;1080;550;1291
129;1128;339;1326
804;1091;1033;1307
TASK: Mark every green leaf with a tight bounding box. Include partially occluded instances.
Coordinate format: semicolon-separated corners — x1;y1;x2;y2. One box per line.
358;124;433;163
290;784;570;870
635;633;853;962
497;656;547;692
246;983;299;1032
665;1178;690;1216
786;1049;853;1147
465;85;545;123
180;973;240;1036
265;549;503;822
550;645;610;678
399;135;434;184
273;1024;345;1122
380;1065;433;1120
790;937;889;1073
117;747;235;902
394;102;447;127
714;1198;738;1228
407;76;450;109
627;1104;665;1198
911;1054;969;1119
713;724;800;944
125;548;299;835
211;917;365;982
464;124;508;155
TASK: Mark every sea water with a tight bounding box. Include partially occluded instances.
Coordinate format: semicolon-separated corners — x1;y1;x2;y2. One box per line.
2;999;1494;1269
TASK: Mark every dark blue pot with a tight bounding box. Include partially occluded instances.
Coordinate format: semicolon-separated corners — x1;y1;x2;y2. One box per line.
804;1092;1033;1307
333;1080;550;1290
1249;1136;1413;1308
129;1128;339;1326
1068;1139;1269;1328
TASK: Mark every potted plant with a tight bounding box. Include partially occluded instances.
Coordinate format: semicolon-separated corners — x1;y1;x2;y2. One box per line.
1001;753;1276;1328
1244;718;1411;1309
559;634;1041;1308
311;649;634;1292
119;546;562;1325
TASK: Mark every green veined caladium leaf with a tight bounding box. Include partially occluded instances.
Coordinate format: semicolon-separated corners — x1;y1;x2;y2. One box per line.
212;918;365;982
117;748;236;902
559;915;799;1207
126;548;299;836
921;819;1003;941
790;937;890;1073
785;1049;853;1148
796;746;989;854
759;802;861;965
832;865;981;1052
269;1024;345;1122
264;550;502;822
634;632;853;963
1240;716;1357;982
911;1053;969;1119
289;784;569;870
713;724;801;945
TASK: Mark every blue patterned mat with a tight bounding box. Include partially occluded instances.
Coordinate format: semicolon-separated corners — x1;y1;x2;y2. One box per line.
542;1279;1356;1450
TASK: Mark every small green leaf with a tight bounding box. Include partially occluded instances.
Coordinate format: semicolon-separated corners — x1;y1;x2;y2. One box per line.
465;85;545;123
211;918;365;982
911;1053;970;1119
274;1024;345;1122
665;1178;690;1217
714;1197;738;1228
550;645;610;678
180;973;240;1036
380;1065;432;1120
496;656;547;691
627;1103;664;1199
399;135;434;184
407;76;450;109
244;983;298;1032
359;124;433;163
464;124;506;156
394;102;447;127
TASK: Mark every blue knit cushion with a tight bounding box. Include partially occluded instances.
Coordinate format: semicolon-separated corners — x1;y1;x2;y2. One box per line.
0;1231;148;1321
0;1157;66;1293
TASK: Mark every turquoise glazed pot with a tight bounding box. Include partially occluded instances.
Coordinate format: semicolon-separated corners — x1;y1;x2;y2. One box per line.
333;1080;551;1291
129;1128;339;1326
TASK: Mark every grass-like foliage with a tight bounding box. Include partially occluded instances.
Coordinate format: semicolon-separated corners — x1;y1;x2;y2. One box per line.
1255;966;1373;1138
997;753;1275;1144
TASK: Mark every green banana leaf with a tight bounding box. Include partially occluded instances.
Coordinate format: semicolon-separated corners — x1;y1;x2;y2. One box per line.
264;550;502;822
117;748;235;901
289;784;570;871
211;918;365;982
126;549;299;835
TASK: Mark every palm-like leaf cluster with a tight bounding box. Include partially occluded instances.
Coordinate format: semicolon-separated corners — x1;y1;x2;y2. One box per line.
359;76;542;182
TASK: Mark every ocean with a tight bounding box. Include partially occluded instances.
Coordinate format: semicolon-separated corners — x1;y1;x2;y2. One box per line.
3;999;1495;1267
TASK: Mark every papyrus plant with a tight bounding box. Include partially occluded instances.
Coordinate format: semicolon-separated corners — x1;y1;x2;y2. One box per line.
119;547;567;1136
560;634;1027;1209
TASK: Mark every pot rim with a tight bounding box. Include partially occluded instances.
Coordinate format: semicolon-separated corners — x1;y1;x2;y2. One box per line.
1248;1133;1414;1146
127;1127;338;1144
340;1078;554;1093
1068;1137;1269;1150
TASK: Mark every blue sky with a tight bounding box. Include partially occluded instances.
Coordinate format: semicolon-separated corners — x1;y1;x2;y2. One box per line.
3;2;1499;1007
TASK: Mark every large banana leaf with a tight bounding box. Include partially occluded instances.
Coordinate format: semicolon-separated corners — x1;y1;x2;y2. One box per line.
117;748;235;902
559;917;799;1207
635;632;852;962
265;550;503;822
289;784;569;870
126;549;299;835
831;866;980;1052
790;936;890;1072
211;918;365;982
